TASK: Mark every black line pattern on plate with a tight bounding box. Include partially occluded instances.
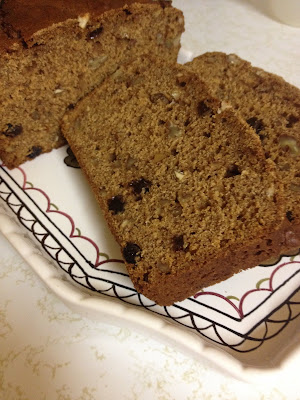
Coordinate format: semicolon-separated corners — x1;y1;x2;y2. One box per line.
0;166;299;353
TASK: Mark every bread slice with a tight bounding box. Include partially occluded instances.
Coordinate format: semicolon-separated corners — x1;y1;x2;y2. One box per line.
185;52;300;251
61;56;285;305
0;0;184;168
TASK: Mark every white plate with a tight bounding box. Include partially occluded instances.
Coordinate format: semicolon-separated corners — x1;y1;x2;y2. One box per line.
1;143;300;385
1;0;300;386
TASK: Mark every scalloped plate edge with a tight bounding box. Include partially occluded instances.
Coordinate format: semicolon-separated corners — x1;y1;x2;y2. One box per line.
1;207;300;389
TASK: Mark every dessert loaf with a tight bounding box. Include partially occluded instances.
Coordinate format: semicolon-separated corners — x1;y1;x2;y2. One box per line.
185;52;300;251
0;0;184;169
62;56;285;305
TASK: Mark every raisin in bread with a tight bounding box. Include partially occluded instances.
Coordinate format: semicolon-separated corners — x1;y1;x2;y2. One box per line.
185;52;300;251
61;56;285;305
0;0;184;168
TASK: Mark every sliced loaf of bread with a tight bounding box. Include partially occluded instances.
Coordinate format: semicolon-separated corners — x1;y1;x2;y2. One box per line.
0;0;184;168
61;56;285;305
185;52;300;251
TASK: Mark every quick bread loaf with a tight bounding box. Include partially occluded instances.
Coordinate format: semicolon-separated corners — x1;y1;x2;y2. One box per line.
61;56;286;305
0;0;184;168
185;52;300;251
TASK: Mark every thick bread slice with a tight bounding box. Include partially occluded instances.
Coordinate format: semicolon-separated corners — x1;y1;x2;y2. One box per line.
185;52;300;251
62;56;285;305
0;1;184;168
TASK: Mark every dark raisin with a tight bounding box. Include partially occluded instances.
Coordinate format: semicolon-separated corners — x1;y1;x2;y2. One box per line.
179;81;186;87
2;123;23;138
286;210;294;222
224;164;241;178
203;132;211;138
158;0;171;8
197;101;212;117
87;26;103;40
123;8;132;15
107;195;125;214
27;146;42;159
129;178;152;195
122;243;142;264
21;39;28;49
64;146;80;169
286;115;299;128
143;272;149;282
172;234;184;251
67;103;75;110
246;117;265;135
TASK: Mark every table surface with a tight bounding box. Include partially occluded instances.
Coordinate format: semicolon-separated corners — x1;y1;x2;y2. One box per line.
1;0;300;399
0;232;299;400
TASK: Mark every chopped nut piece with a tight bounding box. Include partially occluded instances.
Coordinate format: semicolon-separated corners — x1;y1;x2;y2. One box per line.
126;156;136;168
279;135;300;156
157;261;171;273
150;92;171;104
156;33;164;45
78;13;90;29
175;170;184;180
173;35;181;47
266;184;274;198
289;183;300;192
121;219;131;229
165;35;181;48
173;203;183;216
88;55;108;70
54;88;64;94
217;101;232;114
171;89;181;100
255;70;266;77
227;54;240;64
168;122;182;138
278;162;291;171
111;68;123;81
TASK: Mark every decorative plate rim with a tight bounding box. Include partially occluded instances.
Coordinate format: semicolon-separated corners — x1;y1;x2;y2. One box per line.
1;209;300;386
0;159;300;386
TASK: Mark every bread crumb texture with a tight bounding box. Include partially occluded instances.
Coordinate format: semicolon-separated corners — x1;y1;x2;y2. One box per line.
186;52;300;225
0;1;184;168
62;57;286;305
